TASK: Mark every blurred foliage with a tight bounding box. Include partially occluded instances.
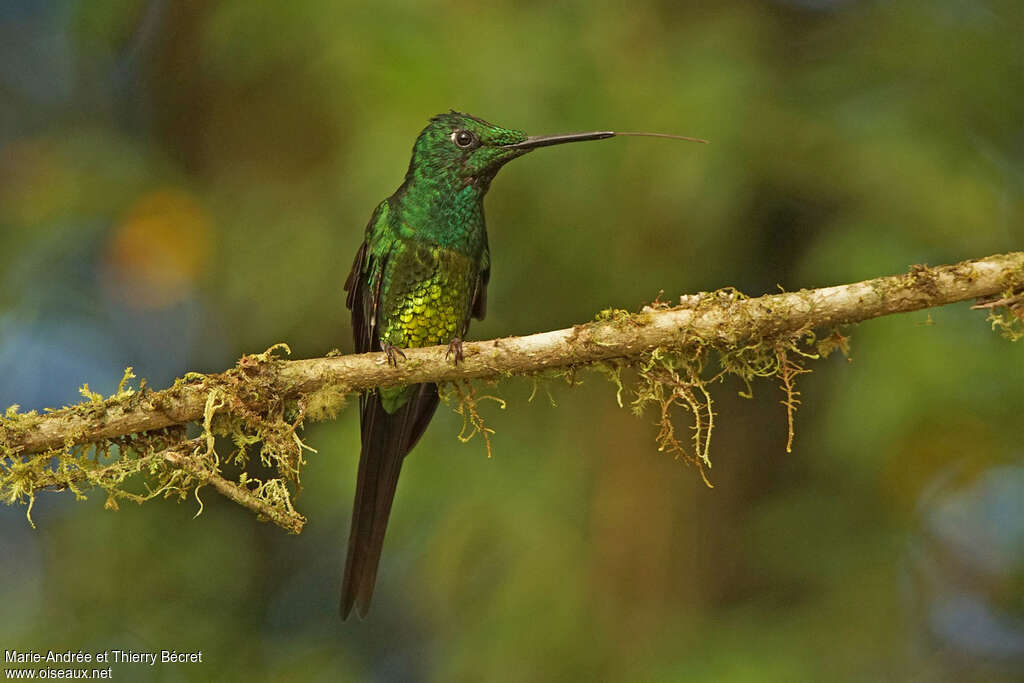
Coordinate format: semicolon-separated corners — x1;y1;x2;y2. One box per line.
1;0;1022;681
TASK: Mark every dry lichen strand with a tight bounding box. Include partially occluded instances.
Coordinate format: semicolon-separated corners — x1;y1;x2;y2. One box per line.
438;382;506;458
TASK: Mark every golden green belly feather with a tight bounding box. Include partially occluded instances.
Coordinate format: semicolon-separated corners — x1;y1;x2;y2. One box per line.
377;243;476;412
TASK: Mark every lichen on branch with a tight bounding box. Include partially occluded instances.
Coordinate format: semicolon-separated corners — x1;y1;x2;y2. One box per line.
1;251;1021;531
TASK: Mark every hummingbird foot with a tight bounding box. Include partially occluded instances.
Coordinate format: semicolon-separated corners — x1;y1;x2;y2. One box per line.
381;343;407;367
445;337;465;365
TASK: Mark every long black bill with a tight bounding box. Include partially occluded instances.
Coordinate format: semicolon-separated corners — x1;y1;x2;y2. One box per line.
504;130;707;150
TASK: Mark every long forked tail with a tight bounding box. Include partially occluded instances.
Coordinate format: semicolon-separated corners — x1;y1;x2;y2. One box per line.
340;383;439;619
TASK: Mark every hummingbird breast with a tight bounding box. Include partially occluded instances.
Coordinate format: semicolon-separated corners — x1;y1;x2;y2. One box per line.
378;240;477;349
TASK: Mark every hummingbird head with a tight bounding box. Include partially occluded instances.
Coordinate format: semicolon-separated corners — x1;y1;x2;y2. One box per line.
406;111;532;191
404;111;707;193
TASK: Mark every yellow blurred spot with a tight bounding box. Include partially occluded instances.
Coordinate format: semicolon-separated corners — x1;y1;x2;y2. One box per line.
104;189;211;309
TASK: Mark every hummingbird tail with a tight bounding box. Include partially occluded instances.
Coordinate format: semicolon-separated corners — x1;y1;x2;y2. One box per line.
340;382;439;619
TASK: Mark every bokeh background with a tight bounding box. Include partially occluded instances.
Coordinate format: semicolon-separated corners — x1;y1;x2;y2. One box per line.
2;1;1022;681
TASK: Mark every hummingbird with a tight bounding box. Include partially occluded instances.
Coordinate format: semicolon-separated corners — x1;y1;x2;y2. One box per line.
341;111;705;619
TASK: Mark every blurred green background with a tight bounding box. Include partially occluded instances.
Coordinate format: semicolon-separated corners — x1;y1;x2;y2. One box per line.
1;0;1022;681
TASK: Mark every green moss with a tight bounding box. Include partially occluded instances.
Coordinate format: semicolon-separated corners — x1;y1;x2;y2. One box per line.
0;343;343;534
431;290;834;487
594;307;633;323
981;288;1024;341
305;384;349;421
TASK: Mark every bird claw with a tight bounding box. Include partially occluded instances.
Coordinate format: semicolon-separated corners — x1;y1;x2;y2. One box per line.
445;337;464;364
382;343;407;367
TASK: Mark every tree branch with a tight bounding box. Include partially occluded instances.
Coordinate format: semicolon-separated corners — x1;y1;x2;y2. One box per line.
3;251;1022;459
161;439;306;535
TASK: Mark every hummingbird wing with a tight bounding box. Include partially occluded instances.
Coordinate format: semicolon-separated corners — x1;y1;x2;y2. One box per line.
470;246;489;321
340;204;440;619
344;206;383;356
344;239;374;352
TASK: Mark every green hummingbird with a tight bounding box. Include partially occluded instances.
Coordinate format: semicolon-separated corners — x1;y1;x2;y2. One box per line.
341;111;705;619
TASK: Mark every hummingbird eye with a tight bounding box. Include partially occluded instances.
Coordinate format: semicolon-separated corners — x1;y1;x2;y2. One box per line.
451;130;477;149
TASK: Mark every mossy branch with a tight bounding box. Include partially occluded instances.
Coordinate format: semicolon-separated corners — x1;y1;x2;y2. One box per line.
2;251;1022;529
